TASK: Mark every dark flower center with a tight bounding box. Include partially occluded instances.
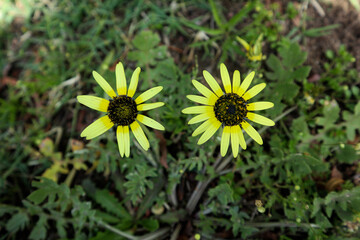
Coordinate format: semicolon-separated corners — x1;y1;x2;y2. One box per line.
107;96;138;126
214;93;247;126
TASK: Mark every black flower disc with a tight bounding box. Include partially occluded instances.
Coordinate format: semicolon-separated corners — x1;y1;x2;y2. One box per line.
214;93;247;126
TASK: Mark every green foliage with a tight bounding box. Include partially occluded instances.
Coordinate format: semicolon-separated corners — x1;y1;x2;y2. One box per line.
94;189;131;219
6;212;29;233
322;45;358;93
2;0;360;239
265;41;311;115
208;183;234;206
343;102;360;141
124;164;157;204
312;187;360;224
128;31;167;67
6;178;97;240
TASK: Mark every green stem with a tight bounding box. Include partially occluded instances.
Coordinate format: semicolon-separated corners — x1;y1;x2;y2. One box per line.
96;220;138;240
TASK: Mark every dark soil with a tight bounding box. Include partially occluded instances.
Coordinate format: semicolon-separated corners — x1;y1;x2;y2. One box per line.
305;0;360;75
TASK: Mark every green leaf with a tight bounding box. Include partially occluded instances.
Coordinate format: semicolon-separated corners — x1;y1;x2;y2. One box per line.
27;189;49;205
225;1;255;30
132;31;160;51
6;212;29;233
343;101;360;141
315;212;332;229
29;216;47;240
94;189;131;219
208;0;225;28
27;178;70;206
56;219;67;239
303;24;340;37
287;154;312;176
124;164;157;204
208;183;234;205
336;144;358;164
179;18;224;35
311;197;323;218
278;42;307;68
316;100;340;129
291;66;311;81
138;218;159;232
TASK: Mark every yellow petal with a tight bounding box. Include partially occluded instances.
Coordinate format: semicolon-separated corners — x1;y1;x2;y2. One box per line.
247;112;275;126
231;125;240;158
203;70;223;97
192;118;213;136
220;63;232;93
116;126;125;157
123;125;130;157
187;95;212;105
130;121;149;150
80;115;114;140
92;71;116;98
137;102;164;111
238;129;246;150
220;126;231;156
188;111;214;125
242;121;263;145
135;86;163;104
197;119;221;145
77;95;109;112
237;71;255;96
137;114;165;130
116;62;127;95
236;36;250;51
232;70;241;94
192;80;218;105
246;101;274;111
242;83;266;100
128;67;141;97
182;106;213;114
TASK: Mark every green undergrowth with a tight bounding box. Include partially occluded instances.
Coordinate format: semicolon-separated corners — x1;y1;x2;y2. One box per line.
1;0;359;239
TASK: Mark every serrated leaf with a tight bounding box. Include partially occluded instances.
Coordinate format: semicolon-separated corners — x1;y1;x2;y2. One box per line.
6;212;29;233
27;189;49;205
315;212;332;229
138;218;159;232
29;216;47;240
343;101;360;141
208;183;234;205
311;197;323;218
132;31;160;51
287;154;318;176
124;164;157;204
27;178;70;206
278;42;307;68
316;100;340;128
265;54;286;81
336;144;358;164
291;66;311;80
94;189;131;219
95;210;121;224
56;219;67;238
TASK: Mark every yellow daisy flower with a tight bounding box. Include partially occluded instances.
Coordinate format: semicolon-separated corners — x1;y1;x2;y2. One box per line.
77;62;165;157
182;63;274;158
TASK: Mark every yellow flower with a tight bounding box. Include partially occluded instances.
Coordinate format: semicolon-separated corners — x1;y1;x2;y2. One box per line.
182;64;274;158
77;62;165;157
236;34;264;62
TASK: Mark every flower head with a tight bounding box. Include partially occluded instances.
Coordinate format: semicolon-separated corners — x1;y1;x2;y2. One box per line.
77;62;164;157
182;63;274;158
236;34;264;62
